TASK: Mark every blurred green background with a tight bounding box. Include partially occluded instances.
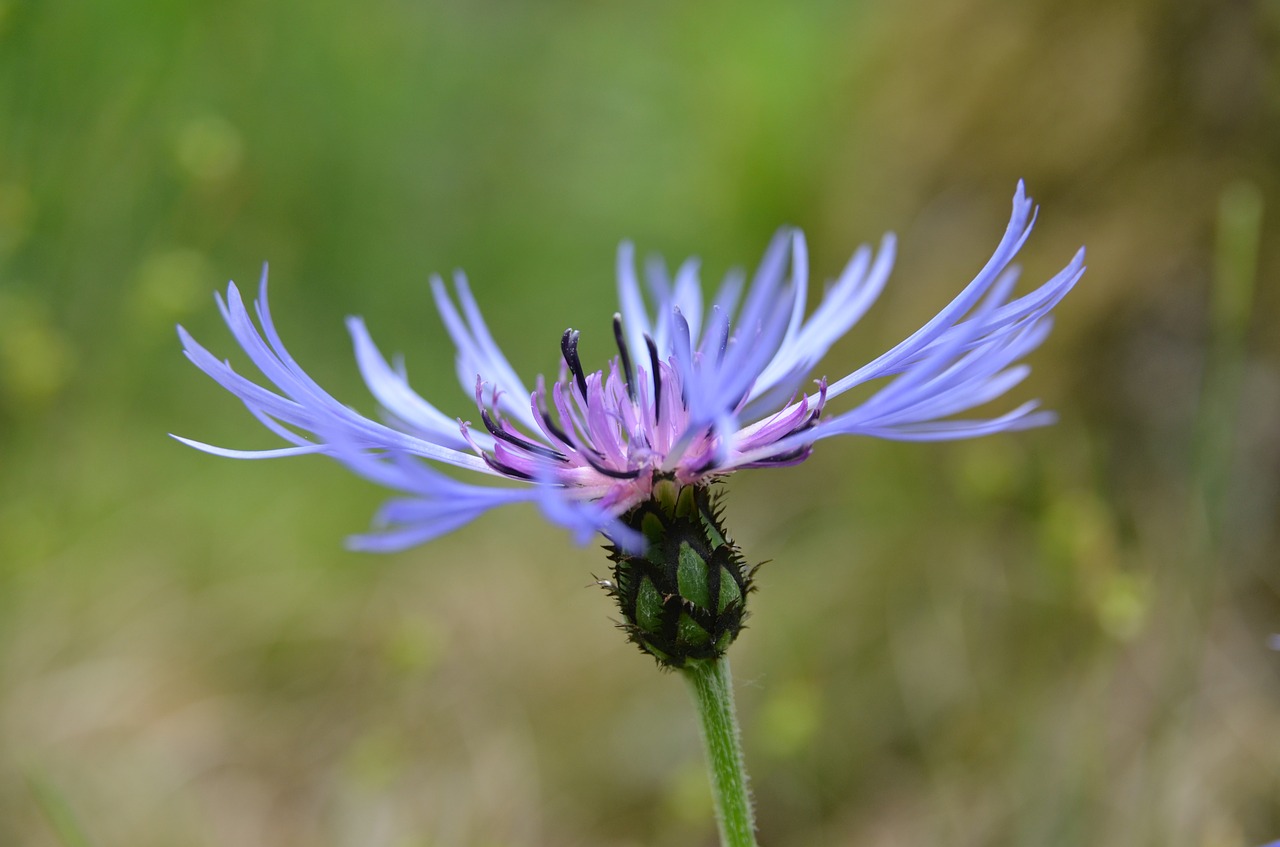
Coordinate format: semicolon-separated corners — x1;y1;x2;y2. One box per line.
2;1;1278;845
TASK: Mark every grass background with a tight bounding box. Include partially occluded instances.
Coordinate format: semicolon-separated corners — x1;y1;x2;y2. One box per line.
1;0;1278;845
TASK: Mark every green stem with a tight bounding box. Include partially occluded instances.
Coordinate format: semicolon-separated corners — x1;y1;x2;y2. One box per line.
683;657;758;847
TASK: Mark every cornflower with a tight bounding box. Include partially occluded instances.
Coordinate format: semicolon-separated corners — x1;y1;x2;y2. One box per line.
176;182;1083;562
178;182;1084;846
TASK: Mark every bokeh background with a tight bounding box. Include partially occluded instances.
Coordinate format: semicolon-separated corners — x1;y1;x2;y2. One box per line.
2;1;1278;845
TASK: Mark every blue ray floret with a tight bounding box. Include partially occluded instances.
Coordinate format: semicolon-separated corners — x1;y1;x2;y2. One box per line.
175;182;1085;554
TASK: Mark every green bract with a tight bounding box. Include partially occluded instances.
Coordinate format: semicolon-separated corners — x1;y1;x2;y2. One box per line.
606;480;756;668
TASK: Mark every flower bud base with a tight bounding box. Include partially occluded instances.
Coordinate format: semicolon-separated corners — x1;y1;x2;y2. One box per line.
606;481;755;668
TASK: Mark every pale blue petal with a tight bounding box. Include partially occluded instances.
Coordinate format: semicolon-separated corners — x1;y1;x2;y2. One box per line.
346;316;480;452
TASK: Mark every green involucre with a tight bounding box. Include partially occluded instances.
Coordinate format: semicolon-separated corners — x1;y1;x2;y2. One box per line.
606;481;756;668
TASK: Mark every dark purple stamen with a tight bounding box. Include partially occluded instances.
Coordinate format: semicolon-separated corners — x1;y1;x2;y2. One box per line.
645;334;662;422
536;401;575;450
480;409;567;461
561;329;589;398
613;314;636;400
581;451;642;480
481;453;536;480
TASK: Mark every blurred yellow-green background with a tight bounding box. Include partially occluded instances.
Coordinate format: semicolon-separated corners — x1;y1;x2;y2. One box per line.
2;1;1279;845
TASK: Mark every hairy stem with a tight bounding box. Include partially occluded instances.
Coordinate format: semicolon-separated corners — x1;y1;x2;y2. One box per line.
683;657;758;847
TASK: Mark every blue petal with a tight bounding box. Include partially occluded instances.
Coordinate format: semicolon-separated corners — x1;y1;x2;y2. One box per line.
177;273;494;474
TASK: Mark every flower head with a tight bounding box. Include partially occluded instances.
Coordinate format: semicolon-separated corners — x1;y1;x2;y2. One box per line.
176;182;1084;558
